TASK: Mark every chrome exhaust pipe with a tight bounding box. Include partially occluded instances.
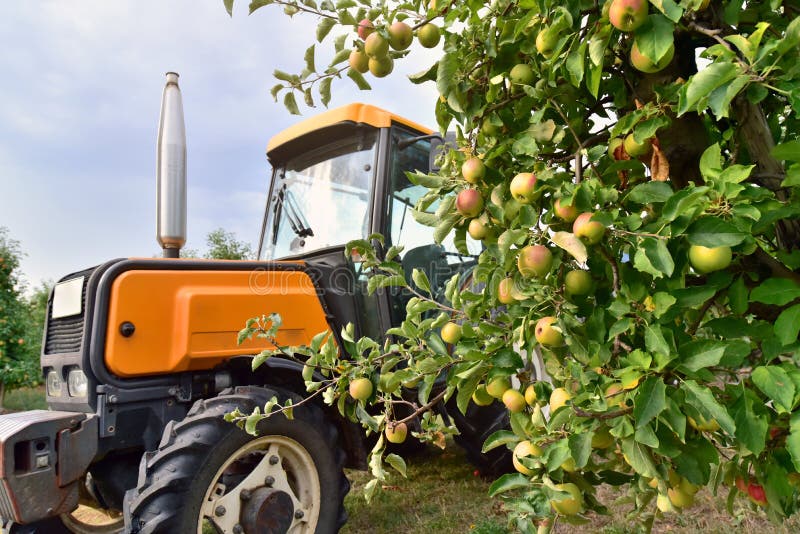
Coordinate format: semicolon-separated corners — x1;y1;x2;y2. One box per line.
156;72;187;258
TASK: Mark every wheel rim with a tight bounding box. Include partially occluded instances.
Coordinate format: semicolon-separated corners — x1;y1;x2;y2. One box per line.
198;435;321;534
60;507;124;533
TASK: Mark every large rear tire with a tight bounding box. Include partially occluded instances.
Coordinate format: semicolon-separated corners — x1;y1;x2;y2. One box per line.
124;386;348;534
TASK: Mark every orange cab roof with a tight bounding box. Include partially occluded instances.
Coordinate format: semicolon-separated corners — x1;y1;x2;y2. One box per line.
266;103;433;155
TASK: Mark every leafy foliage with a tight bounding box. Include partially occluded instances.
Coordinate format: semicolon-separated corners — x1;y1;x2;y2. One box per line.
227;0;800;530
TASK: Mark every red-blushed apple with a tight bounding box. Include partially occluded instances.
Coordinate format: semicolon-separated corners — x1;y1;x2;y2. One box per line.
517;244;553;278
748;482;768;506
387;21;413;50
385;422;408;443
535;316;563;346
554;198;578;222
630;40;675;73
417;23;441;48
462;157;486;183
357;19;374;40
502;389;527;413
608;0;648;32
604;383;625;407
688;245;732;273
348;49;369;73
497;277;516;304
510;172;538;203
456;189;484;217
349;377;373;401
573;212;605;245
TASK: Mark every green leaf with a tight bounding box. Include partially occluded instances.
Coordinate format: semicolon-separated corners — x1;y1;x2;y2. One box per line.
319;77;332;107
752;366;795;412
686;216;748;246
644;324;669;355
649;0;683;22
678;62;741;116
385;453;407;478
482;430;519;453
347;68;371;90
224;0;235;16
731;392;768;456
678;340;726;372
433;213;460;244
283;92;300;115
249;0;273;14
788;413;800;472
303;44;316;75
661;187;708;222
550;231;588;263
411;268;431;294
633;377;667;429
566;43;585;87
681;380;736;435
750;278;800;306
772;140;800;161
698;143;722;180
634;15;675;63
775;304;800;346
437;52;458;98
620;438;658;478
408;62;439;84
634;238;674;279
488;473;531;497
625;182;673;204
568;432;592;468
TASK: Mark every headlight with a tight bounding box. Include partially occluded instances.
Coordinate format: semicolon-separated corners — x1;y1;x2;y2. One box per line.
67;369;89;397
46;370;63;396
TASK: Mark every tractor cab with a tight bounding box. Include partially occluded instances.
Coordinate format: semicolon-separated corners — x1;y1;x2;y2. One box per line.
259;103;480;339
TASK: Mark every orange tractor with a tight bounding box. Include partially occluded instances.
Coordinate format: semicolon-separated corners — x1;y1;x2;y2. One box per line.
0;74;509;534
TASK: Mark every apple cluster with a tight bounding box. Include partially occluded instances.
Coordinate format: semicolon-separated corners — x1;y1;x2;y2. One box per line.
348;17;441;79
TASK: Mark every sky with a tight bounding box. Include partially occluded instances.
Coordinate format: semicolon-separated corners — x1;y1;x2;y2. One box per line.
0;1;439;291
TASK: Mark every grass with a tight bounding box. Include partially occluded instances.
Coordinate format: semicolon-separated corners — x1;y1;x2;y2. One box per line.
3;385;47;411
343;440;800;534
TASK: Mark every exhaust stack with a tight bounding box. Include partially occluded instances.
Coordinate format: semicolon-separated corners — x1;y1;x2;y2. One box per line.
156;72;187;258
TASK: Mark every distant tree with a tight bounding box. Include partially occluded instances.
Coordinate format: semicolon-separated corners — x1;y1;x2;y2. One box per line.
0;228;41;408
204;228;254;260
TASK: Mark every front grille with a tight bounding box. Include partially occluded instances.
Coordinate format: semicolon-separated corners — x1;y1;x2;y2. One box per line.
44;270;92;355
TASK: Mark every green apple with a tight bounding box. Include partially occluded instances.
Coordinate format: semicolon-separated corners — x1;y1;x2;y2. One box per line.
688;245;732;273
368;55;394;78
417;23;441;48
608;137;625;159
549;387;571;412
348;49;369;73
564;269;592;296
534;316;563;346
554;198;578;222
441;322;463;344
385;422;408;443
349;377;373;401
468;218;489;240
535;27;559;58
364;32;389;58
623;133;651;157
551;483;582;515
502;389;527;413
462;157;486;183
510;63;535;85
513;440;542;475
472;385;494;406
630;40;675;73
486;377;511;398
509;172;538;203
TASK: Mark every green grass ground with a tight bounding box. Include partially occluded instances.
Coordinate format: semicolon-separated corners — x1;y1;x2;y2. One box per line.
3;385;47;411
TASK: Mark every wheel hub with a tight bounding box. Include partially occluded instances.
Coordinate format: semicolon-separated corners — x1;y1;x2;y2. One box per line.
241;487;294;534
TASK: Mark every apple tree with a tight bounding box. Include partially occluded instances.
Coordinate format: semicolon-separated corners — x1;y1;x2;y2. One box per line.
226;0;800;530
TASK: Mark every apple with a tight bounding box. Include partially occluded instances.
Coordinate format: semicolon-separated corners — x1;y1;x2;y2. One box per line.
549;387;571;412
623;133;651;157
468;218;489;240
472;385;494;406
517;244;553;278
667;487;694;509
553;198;578;222
536;27;559;58
348;49;369;73
688;245;732;273
349;377;373;401
735;476;748;493
608;137;625;159
604;383;625;407
357;18;375;40
679;477;699;496
688;415;720;432
441;322;462;344
509;172;538;203
657;493;675;513
564;269;592;296
592;426;614;449
417;23;441;48
748;482;768;506
364;32;389;58
573;212;605;245
535;316;563;347
486;377;511;398
551;483;582;515
462;157;486;183
503;389;527;413
368;55;394;78
630;40;675;73
481;118;500;137
456;189;484;217
561;457;577;472
524;384;537;405
388;21;413;50
609;0;648;32
385;422;408;443
510;63;535;85
513;440;542;475
497;277;516;305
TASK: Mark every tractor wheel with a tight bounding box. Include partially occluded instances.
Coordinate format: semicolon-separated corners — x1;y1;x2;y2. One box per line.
124;386;348;534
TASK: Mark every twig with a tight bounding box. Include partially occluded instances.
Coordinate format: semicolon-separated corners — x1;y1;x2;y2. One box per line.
396;389;448;425
573;406;633;420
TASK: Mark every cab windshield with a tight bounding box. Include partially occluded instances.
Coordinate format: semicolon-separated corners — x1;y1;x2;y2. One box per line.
261;130;378;259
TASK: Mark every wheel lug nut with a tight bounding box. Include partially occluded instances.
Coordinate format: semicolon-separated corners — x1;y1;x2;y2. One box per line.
269;455;279;465
233;525;243;534
265;476;275;487
295;510;304;519
240;489;251;501
214;505;226;517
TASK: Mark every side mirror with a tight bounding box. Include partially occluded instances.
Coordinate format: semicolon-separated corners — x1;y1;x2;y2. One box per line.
429;131;458;172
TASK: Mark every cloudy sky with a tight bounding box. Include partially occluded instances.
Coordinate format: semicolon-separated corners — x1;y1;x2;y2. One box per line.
0;1;439;290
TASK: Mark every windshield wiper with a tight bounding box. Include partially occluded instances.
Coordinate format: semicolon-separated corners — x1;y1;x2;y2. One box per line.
274;184;314;240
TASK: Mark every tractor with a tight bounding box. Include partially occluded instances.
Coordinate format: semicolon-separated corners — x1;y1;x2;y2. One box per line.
0;73;514;534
